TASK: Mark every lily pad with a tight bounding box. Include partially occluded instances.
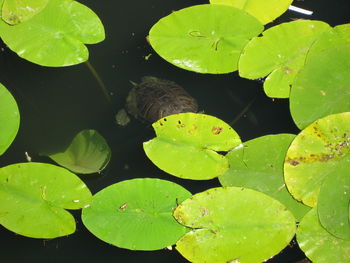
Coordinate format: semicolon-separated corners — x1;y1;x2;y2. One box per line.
297;208;350;263
284;112;350;207
149;4;263;74
290;44;350;129
210;0;293;25
0;83;20;155
143;113;241;180
0;162;92;238
2;0;48;25
219;134;310;221
174;187;296;263
317;158;350;240
81;178;192;250
48;129;111;174
0;0;105;67
239;20;330;98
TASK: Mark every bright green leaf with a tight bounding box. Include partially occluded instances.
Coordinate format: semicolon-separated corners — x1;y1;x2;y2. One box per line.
143;113;241;180
0;0;105;67
149;4;263;74
48;129;111;174
2;0;48;25
174;187;296;263
284;112;350;207
219;134;310;221
290;45;350;129
0;83;20;155
210;0;293;25
297;208;350;263
239;20;330;98
317;158;350;240
82;178;192;250
0;162;92;238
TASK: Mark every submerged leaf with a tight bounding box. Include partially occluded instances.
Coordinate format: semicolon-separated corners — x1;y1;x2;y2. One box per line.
0;162;92;238
82;178;192;250
210;0;293;25
174;187;296;263
149;4;263;74
284;112;350;207
48;129;111;174
0;0;105;66
0;83;20;155
143;113;241;180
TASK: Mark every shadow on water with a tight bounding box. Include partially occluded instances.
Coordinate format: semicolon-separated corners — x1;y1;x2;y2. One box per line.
0;0;349;262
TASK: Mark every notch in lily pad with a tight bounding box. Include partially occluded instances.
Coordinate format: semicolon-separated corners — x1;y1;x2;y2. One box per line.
0;0;105;66
0;162;92;238
143;113;242;180
48;129;111;174
149;4;263;74
81;178;192;250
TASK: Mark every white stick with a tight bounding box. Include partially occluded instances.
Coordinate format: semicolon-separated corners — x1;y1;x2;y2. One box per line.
288;5;314;15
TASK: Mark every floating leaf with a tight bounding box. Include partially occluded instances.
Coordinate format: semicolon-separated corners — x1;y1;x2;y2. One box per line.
82;178;192;250
143;113;241;180
290;44;350;129
48;129;111;174
210;0;293;25
317;158;350;240
2;0;48;25
219;134;310;221
0;162;92;238
0;0;105;66
0;83;20;155
239;20;330;98
284;112;350;207
174;187;296;263
149;4;263;74
297;208;350;263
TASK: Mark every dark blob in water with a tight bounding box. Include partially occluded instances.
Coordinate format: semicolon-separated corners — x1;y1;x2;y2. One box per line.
126;76;198;123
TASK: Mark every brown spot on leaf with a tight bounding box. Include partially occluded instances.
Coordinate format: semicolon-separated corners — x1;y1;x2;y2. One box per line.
211;126;223;135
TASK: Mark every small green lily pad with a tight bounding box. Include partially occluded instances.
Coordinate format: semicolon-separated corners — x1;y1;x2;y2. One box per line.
284;112;350;207
2;0;48;25
149;4;263;74
290;44;350;129
82;178;192;250
317;158;350;240
174;187;296;263
0;0;105;66
219;134;310;221
143;113;241;180
0;162;92;238
0;83;20;155
210;0;293;25
297;208;350;263
239;20;330;98
48;129;111;174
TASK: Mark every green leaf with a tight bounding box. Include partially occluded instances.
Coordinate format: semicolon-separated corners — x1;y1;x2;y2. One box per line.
0;0;105;67
82;178;192;250
48;129;111;174
290;44;350;129
284;112;350;207
143;113;241;180
0;162;92;238
317;158;350;240
219;134;310;221
174;187;296;263
0;83;20;155
239;20;330;98
210;0;293;25
149;4;263;74
297;208;350;263
2;0;48;25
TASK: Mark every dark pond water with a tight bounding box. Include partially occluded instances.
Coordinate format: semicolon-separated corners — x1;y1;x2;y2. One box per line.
0;0;349;262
